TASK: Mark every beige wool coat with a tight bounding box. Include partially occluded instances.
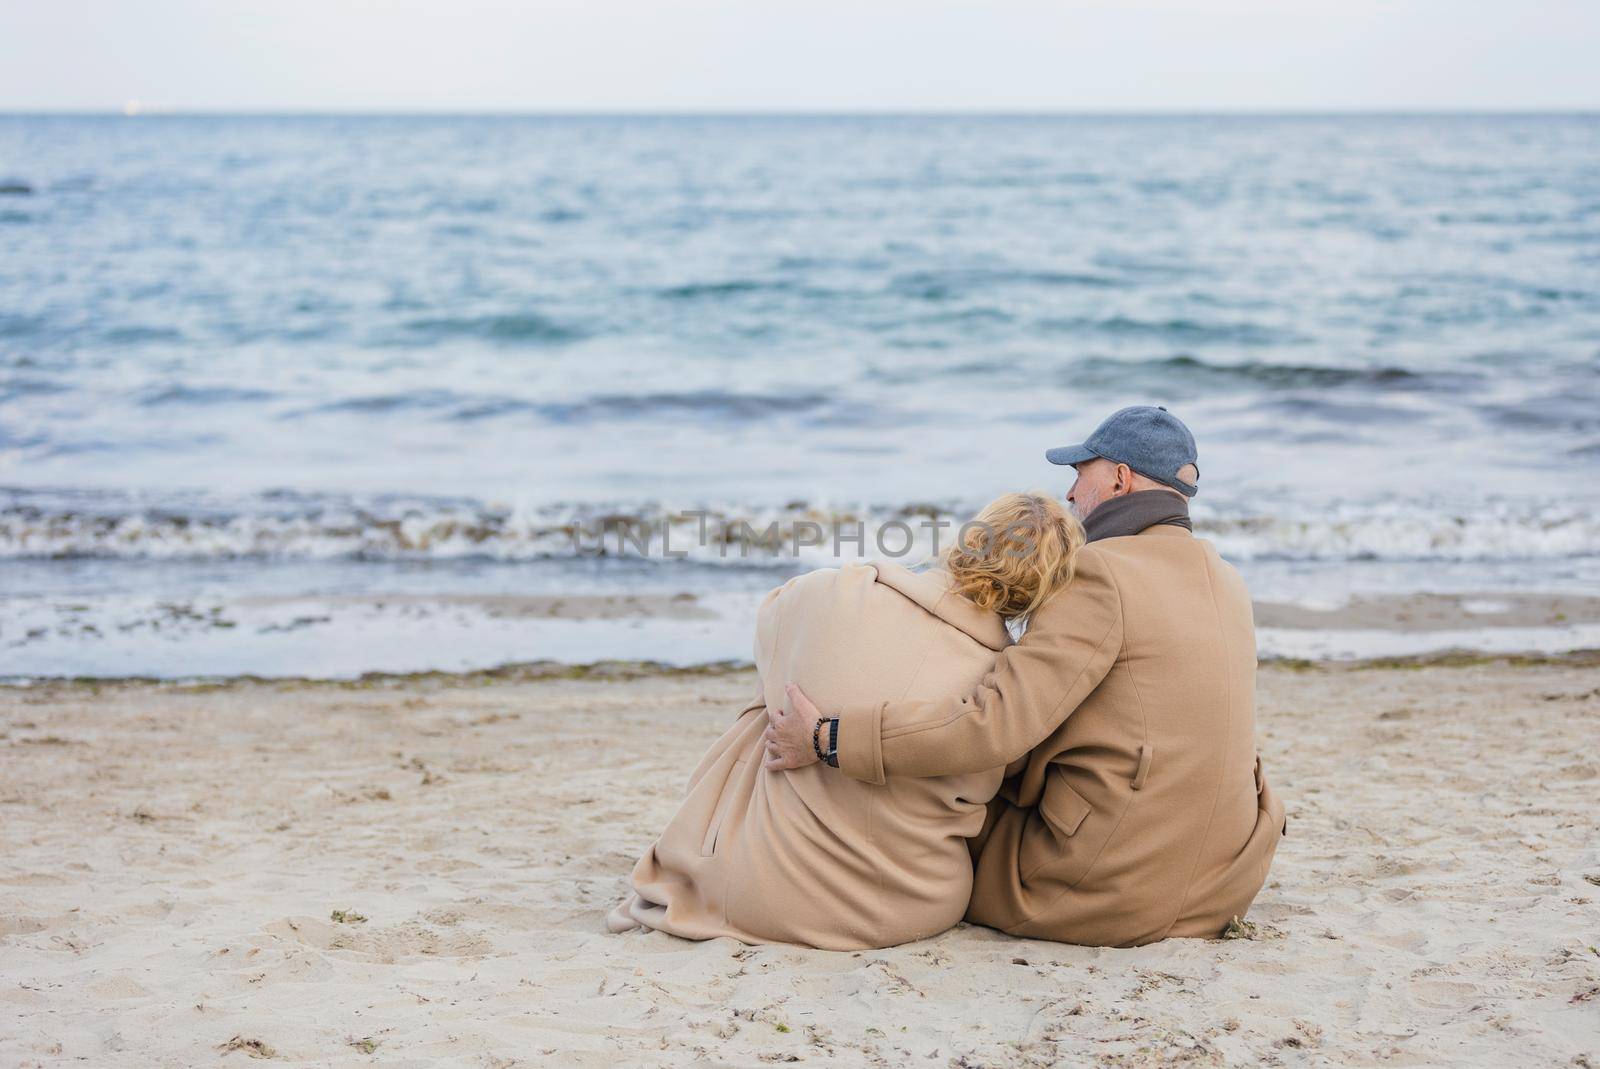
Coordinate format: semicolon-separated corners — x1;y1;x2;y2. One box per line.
609;561;1016;950
834;523;1287;947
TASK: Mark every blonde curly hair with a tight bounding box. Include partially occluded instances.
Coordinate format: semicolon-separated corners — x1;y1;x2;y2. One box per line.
942;492;1085;624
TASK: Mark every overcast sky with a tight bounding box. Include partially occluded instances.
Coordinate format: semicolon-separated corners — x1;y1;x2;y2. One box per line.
3;0;1597;113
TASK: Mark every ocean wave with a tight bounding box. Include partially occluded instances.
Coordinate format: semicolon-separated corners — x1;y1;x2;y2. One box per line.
395;312;585;345
2;495;1595;566
1039;315;1296;346
888;268;1124;301
1201;507;1600;563
279;388;845;424
138;384;280;407
1253;396;1425;425
0;376;70;402
538;390;836;423
1074;355;1460;391
288;390;464;417
655;279;795;300
1479;393;1600;433
0;313;47;339
102;325;186;346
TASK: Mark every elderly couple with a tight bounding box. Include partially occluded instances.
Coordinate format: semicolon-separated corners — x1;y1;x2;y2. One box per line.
608;407;1287;950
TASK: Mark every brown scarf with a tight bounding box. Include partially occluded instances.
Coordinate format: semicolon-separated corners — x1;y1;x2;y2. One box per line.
1082;489;1192;543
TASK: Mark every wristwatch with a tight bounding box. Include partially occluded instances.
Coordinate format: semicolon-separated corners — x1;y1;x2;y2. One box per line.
811;716;840;768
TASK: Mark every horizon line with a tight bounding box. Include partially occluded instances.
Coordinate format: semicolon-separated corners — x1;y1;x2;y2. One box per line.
3;106;1599;119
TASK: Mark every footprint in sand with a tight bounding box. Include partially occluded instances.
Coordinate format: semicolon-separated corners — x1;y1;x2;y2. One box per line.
261;915;495;963
1409;979;1482;1009
89;976;150;1000
0;872;67;887
0;914;48;936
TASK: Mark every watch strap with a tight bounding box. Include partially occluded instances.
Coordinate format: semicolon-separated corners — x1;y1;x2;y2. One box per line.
811;715;841;767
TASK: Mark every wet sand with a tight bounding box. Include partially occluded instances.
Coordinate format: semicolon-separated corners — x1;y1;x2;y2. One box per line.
1251;591;1600;632
231;591;719;621
2;657;1598;1067
238;589;1600;630
10;588;1600;683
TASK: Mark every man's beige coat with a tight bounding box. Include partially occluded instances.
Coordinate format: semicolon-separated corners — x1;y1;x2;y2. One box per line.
835;524;1287;947
609;561;1014;950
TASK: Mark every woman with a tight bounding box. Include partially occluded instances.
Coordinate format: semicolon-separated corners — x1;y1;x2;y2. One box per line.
607;492;1085;950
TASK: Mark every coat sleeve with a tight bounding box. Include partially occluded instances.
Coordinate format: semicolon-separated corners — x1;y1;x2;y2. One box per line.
834;547;1123;784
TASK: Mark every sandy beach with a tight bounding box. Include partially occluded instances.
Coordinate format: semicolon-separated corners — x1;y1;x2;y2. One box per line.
5;31;1600;1069
3;655;1597;1067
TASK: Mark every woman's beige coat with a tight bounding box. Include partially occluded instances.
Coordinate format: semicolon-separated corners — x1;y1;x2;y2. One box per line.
608;561;1012;950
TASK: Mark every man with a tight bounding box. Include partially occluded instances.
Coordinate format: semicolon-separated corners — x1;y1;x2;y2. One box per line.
762;406;1286;947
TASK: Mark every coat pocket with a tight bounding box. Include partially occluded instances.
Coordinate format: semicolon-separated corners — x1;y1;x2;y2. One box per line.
700;758;748;857
1039;778;1092;838
1019;772;1109;887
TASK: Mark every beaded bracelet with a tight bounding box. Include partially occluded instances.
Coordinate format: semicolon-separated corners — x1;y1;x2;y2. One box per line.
811;716;839;767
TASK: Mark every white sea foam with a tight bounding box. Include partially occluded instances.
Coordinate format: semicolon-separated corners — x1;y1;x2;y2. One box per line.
3;497;1595;565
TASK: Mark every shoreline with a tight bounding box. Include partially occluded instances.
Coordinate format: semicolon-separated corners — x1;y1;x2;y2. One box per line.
8;587;1600;682
3;646;1599;692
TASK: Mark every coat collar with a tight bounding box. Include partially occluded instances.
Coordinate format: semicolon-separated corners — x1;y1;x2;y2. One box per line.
868;560;1012;651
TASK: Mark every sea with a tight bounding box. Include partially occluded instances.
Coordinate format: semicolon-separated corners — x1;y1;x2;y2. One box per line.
2;114;1597;678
